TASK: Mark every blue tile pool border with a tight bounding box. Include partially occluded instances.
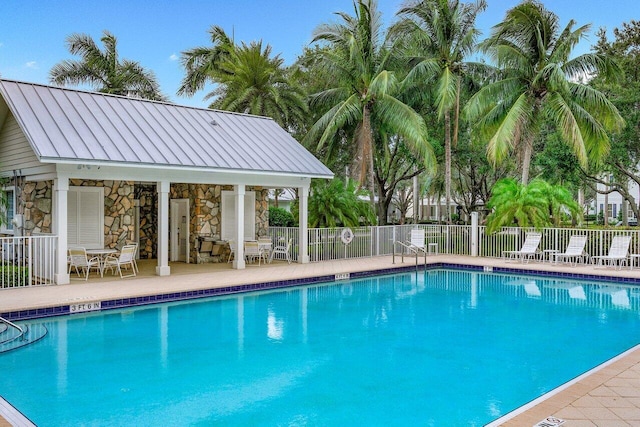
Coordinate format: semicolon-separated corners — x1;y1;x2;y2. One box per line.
3;261;640;321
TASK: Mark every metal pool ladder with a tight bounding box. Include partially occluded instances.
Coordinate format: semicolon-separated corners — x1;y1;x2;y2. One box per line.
0;317;48;353
0;316;25;343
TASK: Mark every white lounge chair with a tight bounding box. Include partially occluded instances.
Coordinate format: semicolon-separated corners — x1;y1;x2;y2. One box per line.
592;235;632;270
502;232;542;263
552;235;589;266
68;247;101;280
396;229;429;266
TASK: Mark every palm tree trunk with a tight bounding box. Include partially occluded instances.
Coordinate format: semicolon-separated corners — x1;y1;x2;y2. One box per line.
520;139;533;185
445;109;452;224
362;105;378;225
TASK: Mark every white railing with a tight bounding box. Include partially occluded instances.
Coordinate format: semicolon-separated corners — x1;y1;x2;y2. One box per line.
269;224;640;264
0;235;57;289
479;226;640;260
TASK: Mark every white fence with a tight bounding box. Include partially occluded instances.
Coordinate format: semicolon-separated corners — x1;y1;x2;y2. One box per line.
270;225;640;264
0;235;57;289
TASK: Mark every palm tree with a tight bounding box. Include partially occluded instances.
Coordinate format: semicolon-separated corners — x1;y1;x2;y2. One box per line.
49;31;165;101
178;27;306;128
464;0;624;184
177;25;234;98
485;178;580;233
394;0;487;224
304;0;435;203
306;178;375;228
205;41;307;128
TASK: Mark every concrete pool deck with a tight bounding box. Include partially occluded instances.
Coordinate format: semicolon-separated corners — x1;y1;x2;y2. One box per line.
2;255;640;426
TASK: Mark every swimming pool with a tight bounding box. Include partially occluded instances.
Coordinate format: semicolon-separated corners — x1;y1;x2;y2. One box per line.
1;268;640;425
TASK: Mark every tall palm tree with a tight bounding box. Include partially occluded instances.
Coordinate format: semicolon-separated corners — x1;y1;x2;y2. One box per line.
205;41;307;128
49;31;165;101
304;0;435;203
464;0;624;184
177;25;234;98
395;0;487;224
178;27;306;128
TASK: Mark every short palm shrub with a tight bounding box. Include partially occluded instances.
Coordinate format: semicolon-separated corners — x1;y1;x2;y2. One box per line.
0;266;29;288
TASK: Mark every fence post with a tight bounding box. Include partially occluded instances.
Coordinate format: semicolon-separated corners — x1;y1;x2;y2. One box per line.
471;212;479;257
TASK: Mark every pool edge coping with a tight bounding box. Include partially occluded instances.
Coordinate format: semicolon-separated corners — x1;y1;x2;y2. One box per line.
484;343;640;426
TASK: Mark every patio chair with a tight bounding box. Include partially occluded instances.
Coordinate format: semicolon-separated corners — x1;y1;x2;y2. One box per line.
227;240;236;263
502;232;542;263
68;247;101;281
244;241;266;266
552;235;589;266
592;235;632;270
269;238;292;264
126;241;139;273
103;245;137;278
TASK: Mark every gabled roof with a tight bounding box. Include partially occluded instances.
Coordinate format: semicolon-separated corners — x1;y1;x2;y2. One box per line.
0;79;333;178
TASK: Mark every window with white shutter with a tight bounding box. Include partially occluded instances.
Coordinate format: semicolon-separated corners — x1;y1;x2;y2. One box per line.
68;186;104;248
221;190;255;241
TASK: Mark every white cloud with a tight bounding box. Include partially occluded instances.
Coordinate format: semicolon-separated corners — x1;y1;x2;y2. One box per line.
25;61;37;69
169;53;179;61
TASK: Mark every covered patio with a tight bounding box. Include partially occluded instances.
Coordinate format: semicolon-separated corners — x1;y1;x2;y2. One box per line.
0;79;333;285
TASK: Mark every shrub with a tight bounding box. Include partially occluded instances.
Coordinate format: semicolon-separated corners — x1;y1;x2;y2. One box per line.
269;207;295;227
0;266;29;288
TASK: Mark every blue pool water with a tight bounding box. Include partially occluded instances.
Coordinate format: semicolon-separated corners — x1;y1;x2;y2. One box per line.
2;269;640;426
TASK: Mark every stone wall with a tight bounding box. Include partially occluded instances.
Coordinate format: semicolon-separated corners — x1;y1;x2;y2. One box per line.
169;184;269;263
136;184;157;259
20;179;135;250
22;180;52;234
70;179;135;249
19;180;270;263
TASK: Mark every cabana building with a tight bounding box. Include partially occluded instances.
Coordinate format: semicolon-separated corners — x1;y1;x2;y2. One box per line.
0;79;333;284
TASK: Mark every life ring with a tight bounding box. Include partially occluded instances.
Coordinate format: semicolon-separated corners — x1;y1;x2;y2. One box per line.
340;227;354;245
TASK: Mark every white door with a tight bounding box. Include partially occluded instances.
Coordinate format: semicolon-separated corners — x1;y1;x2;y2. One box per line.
170;199;189;263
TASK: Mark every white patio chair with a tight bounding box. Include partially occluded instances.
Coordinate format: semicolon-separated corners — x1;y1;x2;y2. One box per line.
103;245;137;278
269;238;292;264
68;247;101;281
227;240;236;263
552;235;589;266
244;241;265;265
592;235;632;270
502;232;542;263
126;241;139;273
258;237;272;261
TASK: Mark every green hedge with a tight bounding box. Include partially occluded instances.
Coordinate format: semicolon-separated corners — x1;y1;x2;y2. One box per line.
0;266;29;288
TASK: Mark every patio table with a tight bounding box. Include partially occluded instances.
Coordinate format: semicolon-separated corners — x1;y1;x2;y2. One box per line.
86;248;117;277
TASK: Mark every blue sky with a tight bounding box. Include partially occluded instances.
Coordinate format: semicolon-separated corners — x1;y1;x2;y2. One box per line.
0;0;637;108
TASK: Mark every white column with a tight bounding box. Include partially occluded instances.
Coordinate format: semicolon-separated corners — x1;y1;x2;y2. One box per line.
156;181;171;276
54;177;70;285
298;185;309;264
233;184;246;269
413;175;419;224
471;211;479;257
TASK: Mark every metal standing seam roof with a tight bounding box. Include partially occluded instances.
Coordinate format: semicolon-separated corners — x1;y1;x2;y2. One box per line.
0;79;334;178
